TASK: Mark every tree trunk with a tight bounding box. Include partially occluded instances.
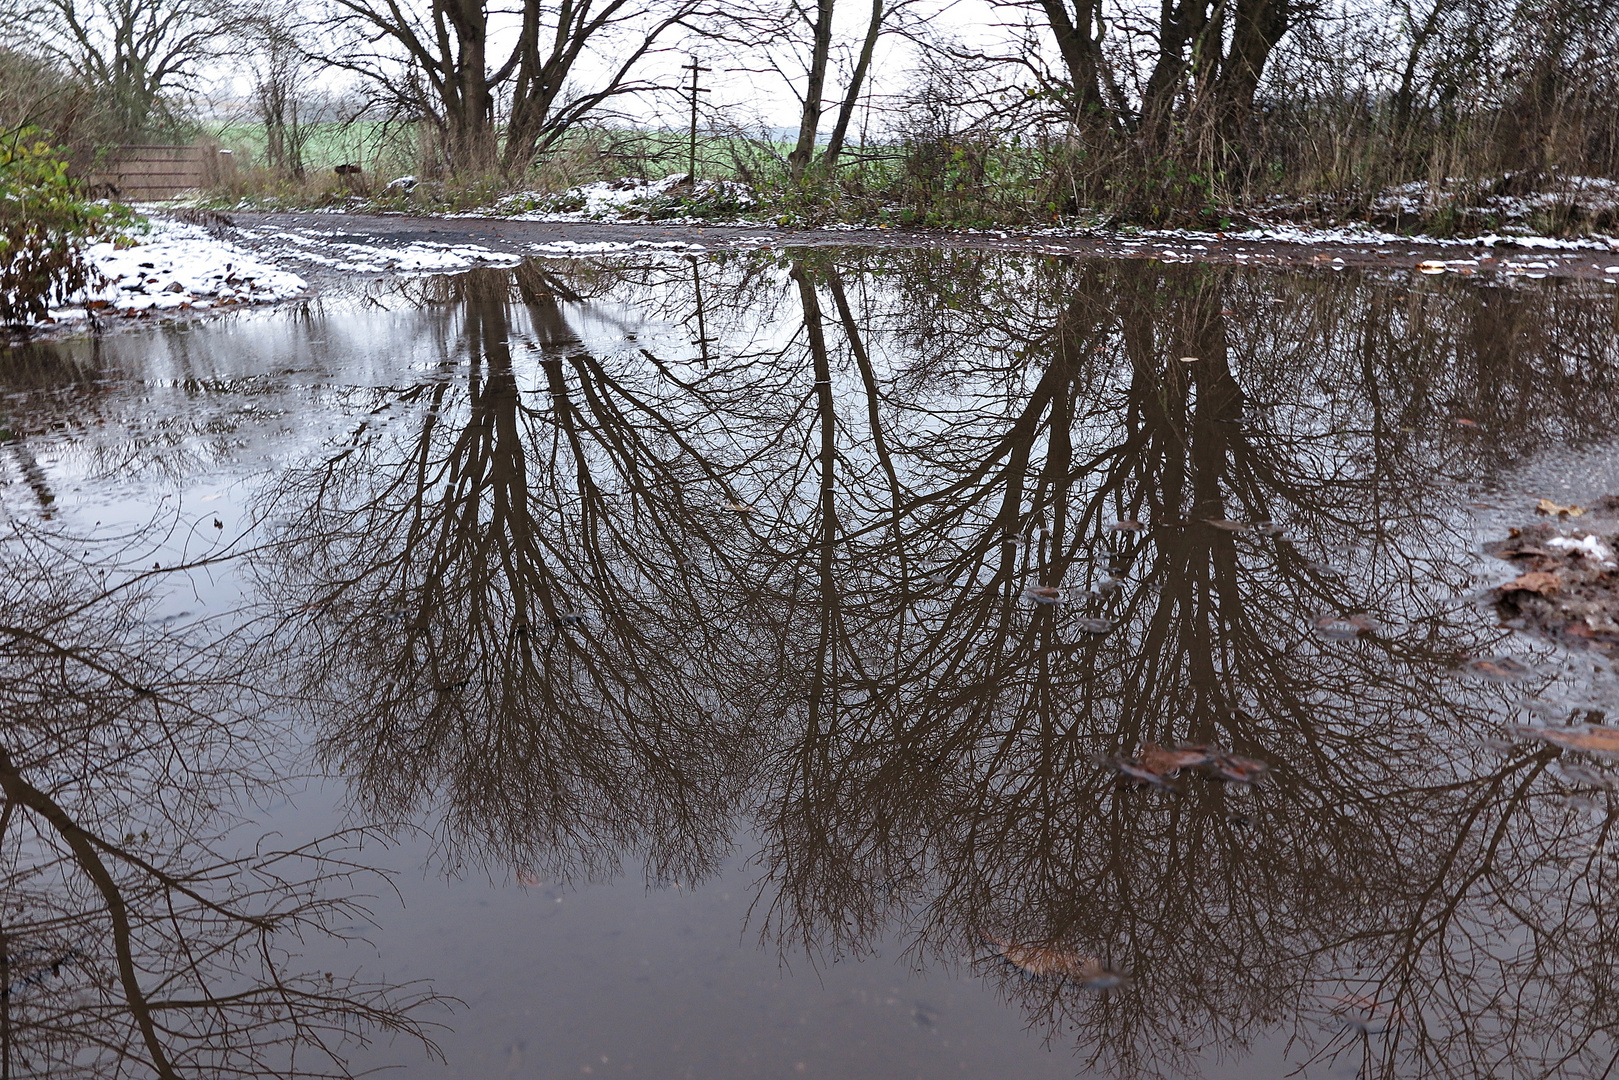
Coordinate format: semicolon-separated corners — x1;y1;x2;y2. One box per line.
788;0;837;180
1038;0;1111;131
437;0;496;172
1139;0;1205;153
821;0;883;171
1213;0;1292;166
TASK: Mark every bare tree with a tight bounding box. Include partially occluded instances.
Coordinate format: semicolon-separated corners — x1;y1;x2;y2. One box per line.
318;0;698;176
699;0;913;180
235;2;315;177
4;0;221;139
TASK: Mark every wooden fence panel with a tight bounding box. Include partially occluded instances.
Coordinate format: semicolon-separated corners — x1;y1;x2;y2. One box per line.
86;144;234;200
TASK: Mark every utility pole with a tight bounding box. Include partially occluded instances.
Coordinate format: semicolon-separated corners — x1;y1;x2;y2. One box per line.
681;57;711;182
688;254;712;366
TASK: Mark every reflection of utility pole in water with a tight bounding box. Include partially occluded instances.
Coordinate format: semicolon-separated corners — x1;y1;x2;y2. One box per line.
688;254;712;366
681;57;710;182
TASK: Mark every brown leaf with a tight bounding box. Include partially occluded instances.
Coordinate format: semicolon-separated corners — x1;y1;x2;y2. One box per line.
1461;656;1536;682
1202;749;1270;784
1204;519;1250;532
1108;757;1176;788
1137;744;1213;775
1500;570;1562;596
1516;726;1619;757
1536;498;1587;517
983;936;1126;988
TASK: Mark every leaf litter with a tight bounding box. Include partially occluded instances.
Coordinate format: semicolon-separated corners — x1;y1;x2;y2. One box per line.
1486;520;1619;653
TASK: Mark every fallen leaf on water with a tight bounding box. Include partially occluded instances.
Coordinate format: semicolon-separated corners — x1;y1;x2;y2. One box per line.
1178;356;1199;363
1461;656;1536;682
516;870;543;888
1138;743;1213;775
1105;756;1178;789
1453;417;1479;427
1024;585;1063;604
724;501;755;514
983;935;1128;989
1500;570;1562;596
1202;749;1270;784
1204;519;1250;532
1074;617;1114;634
1515;726;1619;757
1313;613;1379;640
1536;498;1587;517
1110;520;1147;532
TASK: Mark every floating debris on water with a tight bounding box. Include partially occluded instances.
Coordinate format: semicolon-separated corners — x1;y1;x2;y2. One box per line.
1511;724;1619;757
1073;617;1115;634
1104;743;1270;788
982;935;1129;990
1204;519;1250;532
1110;520;1146;532
1461;656;1537;682
1024;585;1063;604
1313;613;1379;640
1536;498;1588;518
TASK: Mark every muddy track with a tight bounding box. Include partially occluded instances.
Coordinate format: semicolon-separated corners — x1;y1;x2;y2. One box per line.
233;211;1619;284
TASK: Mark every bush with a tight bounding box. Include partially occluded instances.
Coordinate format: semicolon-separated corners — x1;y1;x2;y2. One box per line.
0;129;125;325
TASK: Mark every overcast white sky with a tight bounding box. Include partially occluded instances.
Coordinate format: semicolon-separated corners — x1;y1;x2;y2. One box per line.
207;0;1020;136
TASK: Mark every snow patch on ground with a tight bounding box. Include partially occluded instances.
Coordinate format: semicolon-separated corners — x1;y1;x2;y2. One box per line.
525;239;708;255
49;219;308;324
1026;219;1619;253
1365;174;1619;222
247;229;526;272
492;174;758;224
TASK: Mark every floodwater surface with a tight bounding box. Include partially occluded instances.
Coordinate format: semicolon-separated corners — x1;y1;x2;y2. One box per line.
5;249;1619;1080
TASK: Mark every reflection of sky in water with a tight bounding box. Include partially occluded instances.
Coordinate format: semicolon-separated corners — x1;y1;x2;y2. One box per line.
3;253;1619;1079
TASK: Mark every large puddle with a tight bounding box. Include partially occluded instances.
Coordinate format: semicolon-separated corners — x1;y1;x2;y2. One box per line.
5;250;1619;1079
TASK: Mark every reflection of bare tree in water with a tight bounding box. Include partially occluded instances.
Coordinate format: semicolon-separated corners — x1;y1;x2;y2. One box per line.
250;251;1619;1078
0;529;441;1078
260;265;763;886
743;255;1619;1079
